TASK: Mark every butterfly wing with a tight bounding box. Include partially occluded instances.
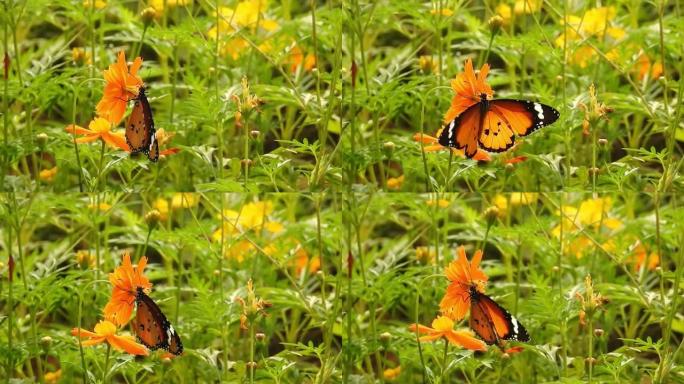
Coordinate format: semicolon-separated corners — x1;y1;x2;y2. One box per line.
125;87;156;155
470;290;529;346
438;103;482;158
135;288;183;355
439;99;559;158
147;133;159;162
489;99;560;137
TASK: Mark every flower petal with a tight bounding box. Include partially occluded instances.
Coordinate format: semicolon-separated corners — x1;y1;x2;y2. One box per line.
445;330;487;351
107;334;149;356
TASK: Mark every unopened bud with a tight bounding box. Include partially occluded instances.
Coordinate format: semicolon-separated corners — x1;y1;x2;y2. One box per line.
40;336;53;350
255;332;266;342
594;328;604;337
246;361;258;369
598;138;608;146
145;209;161;227
241;159;253;169
484;206;500;223
140;7;157;25
250;130;260;139
488;15;504;32
36;133;49;147
379;332;392;343
585;357;597;365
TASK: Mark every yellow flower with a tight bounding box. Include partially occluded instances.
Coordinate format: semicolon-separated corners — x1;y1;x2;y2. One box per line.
224;240;255;263
495;0;541;24
150;0;192;12
88;202;112;211
153;198;169;221
171;193;199;209
387;175;405;190
208;1;279;60
65;117;130;151
39;167;58;182
383;366;402;380
430;8;454;17
44;369;62;384
426;199;450;208
556;7;626;68
408;316;486;351
492;193;538;215
418;55;438;74
415;246;435;265
76;250;96;269
72;47;91;65
83;0;106;9
552;197;622;258
71;320;148;355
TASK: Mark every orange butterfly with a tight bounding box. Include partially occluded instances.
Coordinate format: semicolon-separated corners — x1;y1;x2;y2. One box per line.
439;96;559;158
125;86;159;162
468;285;529;347
134;287;183;355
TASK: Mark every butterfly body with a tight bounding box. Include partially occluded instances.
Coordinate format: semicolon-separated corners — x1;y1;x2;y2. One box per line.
439;94;560;158
125;86;158;162
134;288;183;355
468;285;529;347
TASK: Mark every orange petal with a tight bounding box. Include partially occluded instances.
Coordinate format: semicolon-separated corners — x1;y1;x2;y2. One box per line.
74;135;101;144
107;335;149;356
65;124;93;135
103;132;131;151
413;133;438;144
418;334;444;342
80;337;107;346
71;327;99;338
445;330;487;351
160;147;181;156
408;323;435;335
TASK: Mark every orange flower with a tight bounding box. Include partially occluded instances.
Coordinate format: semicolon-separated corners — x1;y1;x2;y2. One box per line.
103;253;152;326
408;316;487;351
288;45;316;73
96;51;143;124
439;246;488;320
413;132;491;161
65;117;130;151
71;319;148;355
631;241;659;271
444;58;493;123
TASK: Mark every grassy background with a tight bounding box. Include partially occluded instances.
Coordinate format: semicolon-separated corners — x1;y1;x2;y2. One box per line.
1;0;683;383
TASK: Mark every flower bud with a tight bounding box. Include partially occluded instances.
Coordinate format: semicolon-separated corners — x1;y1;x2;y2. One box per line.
241;158;253;169
255;332;266;342
40;336;53;350
488;15;504;33
484;206;500;223
145;209;161;227
250;130;260;139
246;361;258;369
36;133;49;147
379;332;392;344
585;357;597;365
594;328;604;337
140;7;157;26
598;138;608;146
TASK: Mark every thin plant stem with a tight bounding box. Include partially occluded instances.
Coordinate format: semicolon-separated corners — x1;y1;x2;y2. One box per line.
102;343;111;383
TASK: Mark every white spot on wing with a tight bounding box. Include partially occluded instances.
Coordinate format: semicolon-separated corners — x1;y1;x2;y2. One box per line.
447;120;455;140
533;103;544;120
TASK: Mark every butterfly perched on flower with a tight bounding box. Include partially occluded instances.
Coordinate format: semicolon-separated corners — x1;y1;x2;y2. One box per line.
468;286;529;347
438;58;559;158
125;86;159;162
134;287;183;355
440;246;529;348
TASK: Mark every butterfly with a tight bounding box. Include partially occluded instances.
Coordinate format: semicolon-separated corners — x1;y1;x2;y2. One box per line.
125;86;159;162
468;285;529;347
134;287;183;355
438;95;560;158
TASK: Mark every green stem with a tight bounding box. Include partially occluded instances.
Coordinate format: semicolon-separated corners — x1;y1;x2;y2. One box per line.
249;321;255;384
102;343;111;383
441;340;449;383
